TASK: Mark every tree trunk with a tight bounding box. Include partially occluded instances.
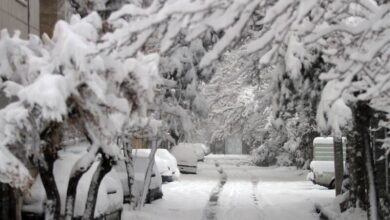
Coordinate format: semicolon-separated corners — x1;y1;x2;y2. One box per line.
348;101;371;209
300;128;319;169
82;155;112;220
369;113;387;220
0;183;16;220
65;148;99;220
65;171;84;220
38;122;62;220
65;161;93;220
365;133;379;220
38;158;61;220
346;124;358;208
135;139;158;210
14;190;22;220
333;134;344;196
64;112;102;220
122;136;135;207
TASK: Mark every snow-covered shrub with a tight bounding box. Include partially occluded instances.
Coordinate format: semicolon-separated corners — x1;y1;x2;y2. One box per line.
251;120;287;166
251;113;314;167
251;144;277;167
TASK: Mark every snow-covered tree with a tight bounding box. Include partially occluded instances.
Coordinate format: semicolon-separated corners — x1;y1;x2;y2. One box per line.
205;49;271;154
0;11;161;219
2;0;390;218
233;0;390;217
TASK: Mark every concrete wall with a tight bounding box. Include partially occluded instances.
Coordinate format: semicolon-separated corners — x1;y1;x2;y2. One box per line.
0;0;40;38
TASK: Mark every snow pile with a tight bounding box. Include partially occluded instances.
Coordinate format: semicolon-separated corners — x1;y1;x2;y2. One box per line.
317;203;367;220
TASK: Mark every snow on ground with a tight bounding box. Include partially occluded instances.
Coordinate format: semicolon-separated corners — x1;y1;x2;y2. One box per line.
255;181;332;220
122;161;219;220
122;154;335;220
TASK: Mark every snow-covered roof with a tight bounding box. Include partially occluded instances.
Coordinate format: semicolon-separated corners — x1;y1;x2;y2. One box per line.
313;137;334;145
313;137;347;145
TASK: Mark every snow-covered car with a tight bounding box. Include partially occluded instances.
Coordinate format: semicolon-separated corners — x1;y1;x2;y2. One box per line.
155;156;174;182
308;137;347;189
200;144;211;156
131;149;177;182
176;143;206;162
115;149;163;203
191;143;207;161
156;149;181;181
170;144;198;174
22;144;123;219
133;150;164;203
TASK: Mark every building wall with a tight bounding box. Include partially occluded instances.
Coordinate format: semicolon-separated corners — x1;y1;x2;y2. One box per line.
39;0;57;37
0;0;40;38
131;137;149;149
0;0;39;110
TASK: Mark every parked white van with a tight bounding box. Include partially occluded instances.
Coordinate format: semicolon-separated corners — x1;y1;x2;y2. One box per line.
308;137;346;189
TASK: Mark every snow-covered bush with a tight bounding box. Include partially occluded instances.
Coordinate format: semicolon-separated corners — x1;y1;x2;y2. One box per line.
251;144;277;167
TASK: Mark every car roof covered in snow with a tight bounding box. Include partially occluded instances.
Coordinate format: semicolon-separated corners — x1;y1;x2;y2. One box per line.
171;144;198;162
313;137;347;145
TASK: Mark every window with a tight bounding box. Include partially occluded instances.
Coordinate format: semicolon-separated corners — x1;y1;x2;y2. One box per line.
16;0;27;6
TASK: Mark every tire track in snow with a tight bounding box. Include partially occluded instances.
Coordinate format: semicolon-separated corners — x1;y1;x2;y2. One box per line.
202;161;228;220
251;178;260;206
243;169;261;207
214;165;263;220
246;169;263;216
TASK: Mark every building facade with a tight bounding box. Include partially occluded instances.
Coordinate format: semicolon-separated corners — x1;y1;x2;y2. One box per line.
0;0;39;106
0;0;39;38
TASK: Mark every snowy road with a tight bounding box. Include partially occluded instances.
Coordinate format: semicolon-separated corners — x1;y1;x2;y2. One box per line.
122;155;334;220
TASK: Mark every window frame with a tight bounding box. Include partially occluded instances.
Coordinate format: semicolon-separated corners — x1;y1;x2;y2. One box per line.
15;0;28;7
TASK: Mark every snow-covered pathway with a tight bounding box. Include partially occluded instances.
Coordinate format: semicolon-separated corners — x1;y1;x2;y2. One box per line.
122;160;220;220
122;155;335;220
211;155;334;220
202;161;228;220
